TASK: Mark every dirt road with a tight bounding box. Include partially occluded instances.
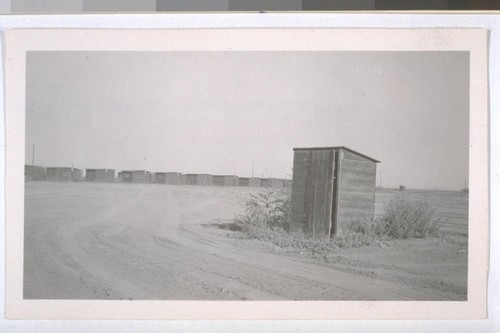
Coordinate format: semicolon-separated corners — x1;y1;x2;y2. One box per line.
24;182;466;300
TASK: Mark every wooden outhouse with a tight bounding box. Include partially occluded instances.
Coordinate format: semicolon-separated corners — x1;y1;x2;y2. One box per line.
290;146;379;239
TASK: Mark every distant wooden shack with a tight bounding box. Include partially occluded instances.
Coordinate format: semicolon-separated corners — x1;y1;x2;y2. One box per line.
239;177;262;187
238;177;250;186
155;172;184;185
290;146;379;239
85;169;115;183
213;175;238;186
118;170;151;183
46;167;82;182
261;178;285;188
249;177;261;187
260;178;273;187
186;174;213;186
25;165;46;181
274;179;286;188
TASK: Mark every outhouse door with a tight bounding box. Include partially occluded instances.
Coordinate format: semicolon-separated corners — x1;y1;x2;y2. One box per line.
303;150;337;239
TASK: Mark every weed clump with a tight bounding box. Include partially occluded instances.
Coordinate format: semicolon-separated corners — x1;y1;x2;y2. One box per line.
333;219;381;248
377;194;442;239
237;189;290;233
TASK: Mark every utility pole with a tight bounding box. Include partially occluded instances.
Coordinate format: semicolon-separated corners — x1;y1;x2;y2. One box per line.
32;143;35;166
252;160;254;179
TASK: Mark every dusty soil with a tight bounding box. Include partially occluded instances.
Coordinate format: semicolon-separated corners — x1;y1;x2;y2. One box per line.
24;182;467;300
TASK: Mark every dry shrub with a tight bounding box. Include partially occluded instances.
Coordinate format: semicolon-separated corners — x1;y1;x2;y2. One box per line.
376;194;443;239
237;189;290;232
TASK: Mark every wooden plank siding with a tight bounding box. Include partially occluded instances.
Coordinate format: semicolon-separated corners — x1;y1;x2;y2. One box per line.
336;157;377;228
290;151;309;234
305;150;335;238
290;150;335;238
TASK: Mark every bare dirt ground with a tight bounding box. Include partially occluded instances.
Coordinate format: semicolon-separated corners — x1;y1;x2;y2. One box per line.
24;182;468;300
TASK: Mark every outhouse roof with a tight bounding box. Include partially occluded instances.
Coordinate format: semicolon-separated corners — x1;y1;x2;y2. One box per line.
293;146;380;163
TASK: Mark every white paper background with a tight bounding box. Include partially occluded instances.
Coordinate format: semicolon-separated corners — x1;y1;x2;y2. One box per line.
0;12;499;333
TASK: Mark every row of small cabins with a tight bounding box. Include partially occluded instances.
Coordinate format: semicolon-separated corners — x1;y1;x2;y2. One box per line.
24;166;290;188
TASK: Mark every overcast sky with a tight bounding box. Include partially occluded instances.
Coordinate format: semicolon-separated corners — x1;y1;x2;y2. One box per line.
25;51;469;190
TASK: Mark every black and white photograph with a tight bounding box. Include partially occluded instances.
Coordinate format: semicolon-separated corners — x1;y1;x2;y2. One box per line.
5;29;488;320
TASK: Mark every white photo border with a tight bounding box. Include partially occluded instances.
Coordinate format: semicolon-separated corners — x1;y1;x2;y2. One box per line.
4;28;489;320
